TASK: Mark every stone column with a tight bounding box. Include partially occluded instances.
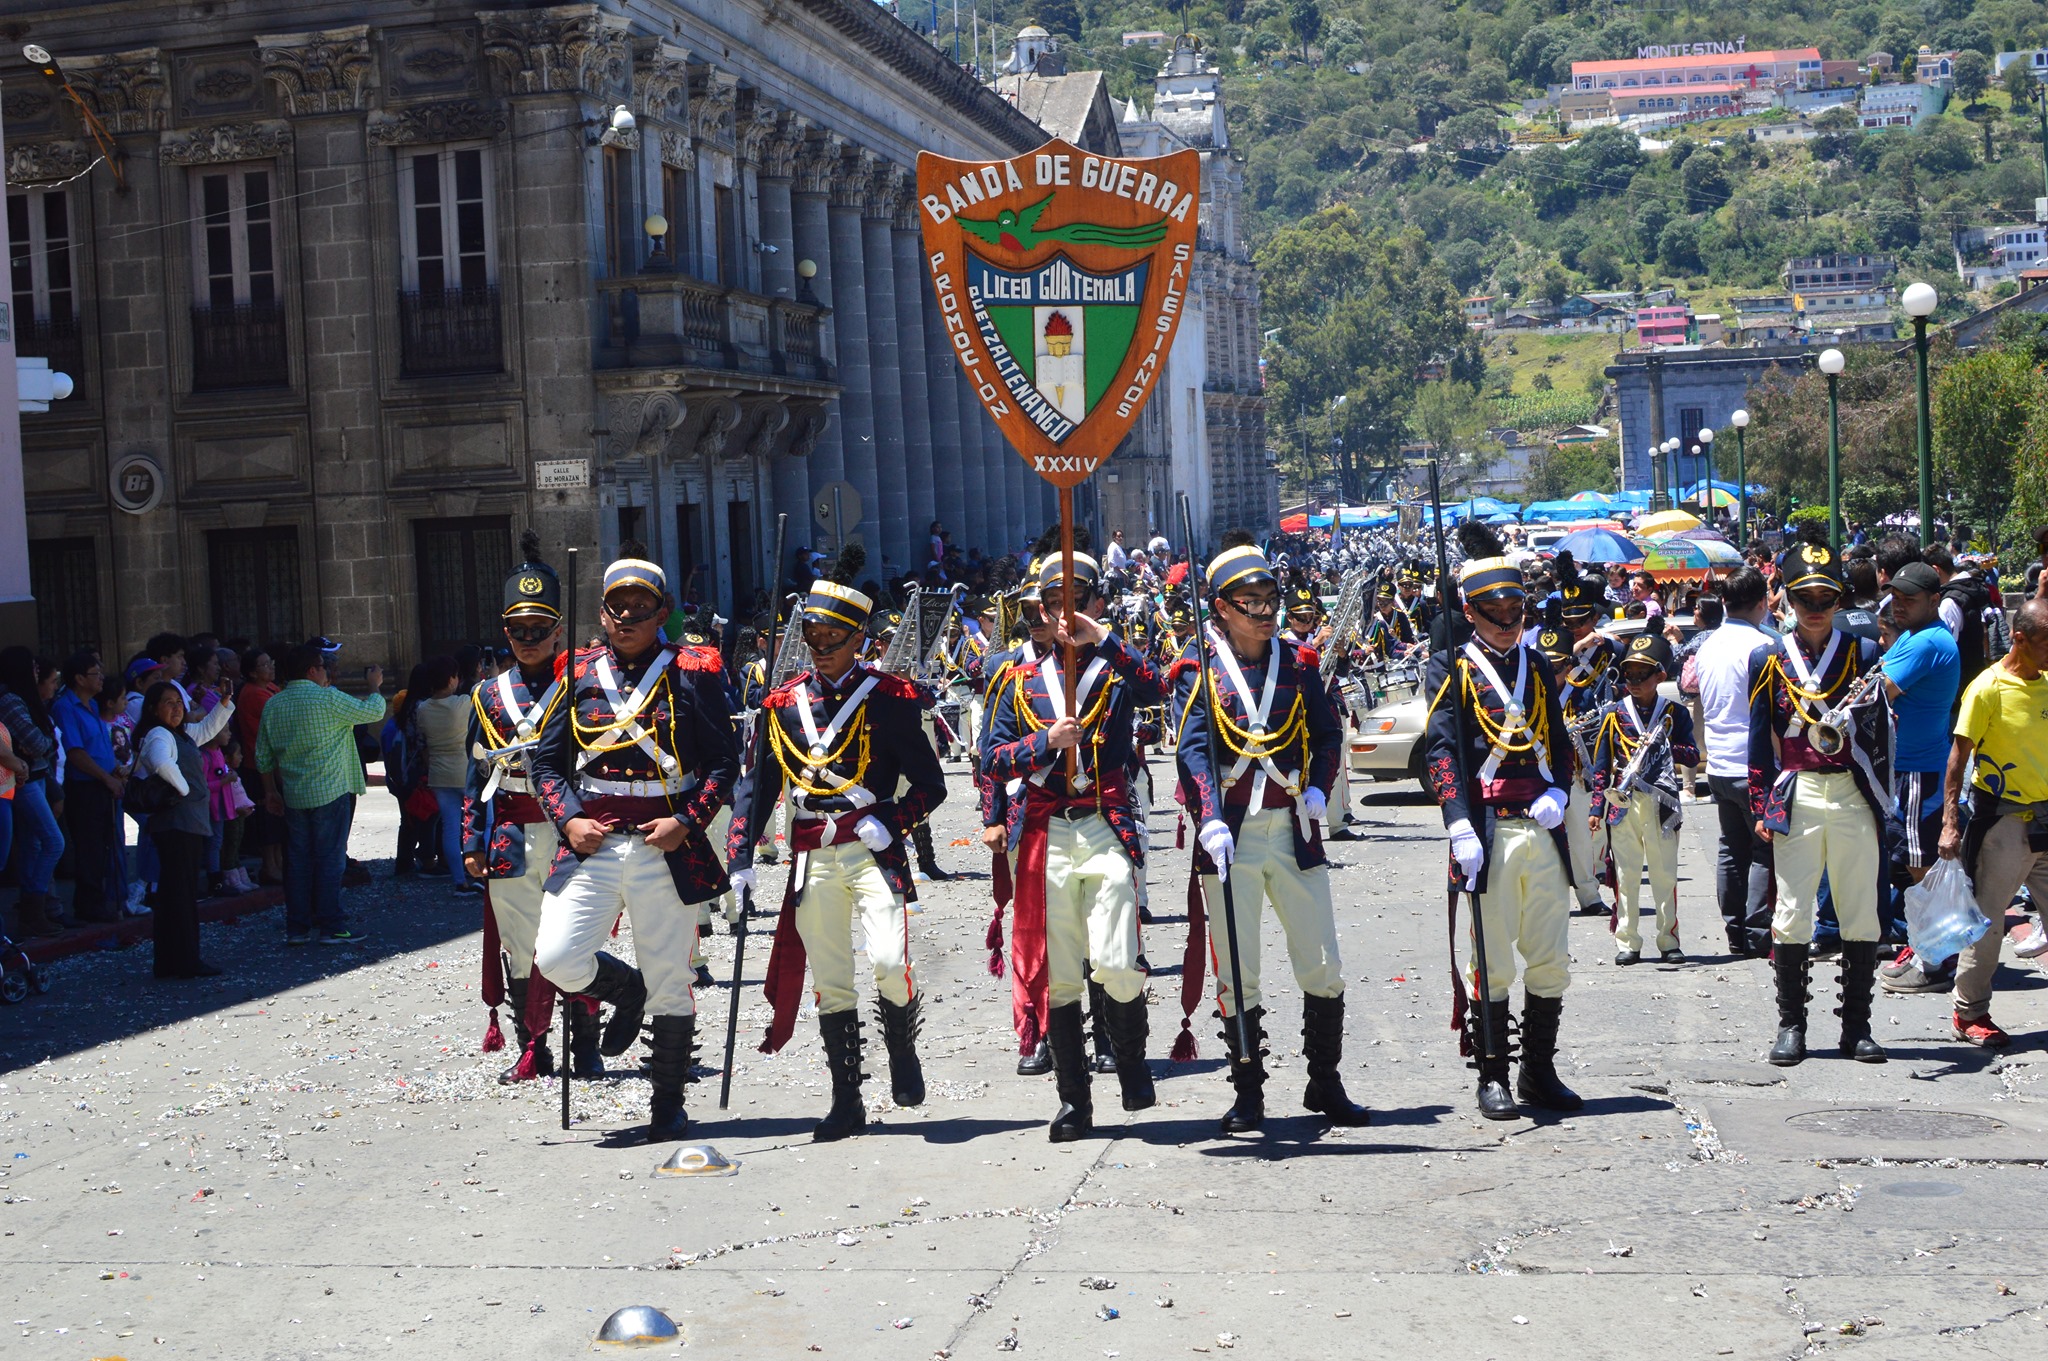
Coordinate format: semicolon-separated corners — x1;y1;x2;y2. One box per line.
963;374;1007;554
860;178;908;573
791;137;844;538
757;118;808;537
950;366;989;555
886;182;937;572
259;26;389;652
826;149;879;560
919;257;971;553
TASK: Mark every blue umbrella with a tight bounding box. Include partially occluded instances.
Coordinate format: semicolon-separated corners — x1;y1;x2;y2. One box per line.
1551;527;1644;563
1485;511;1520;525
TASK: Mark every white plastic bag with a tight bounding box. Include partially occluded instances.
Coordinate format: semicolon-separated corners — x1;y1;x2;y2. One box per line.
1903;858;1992;968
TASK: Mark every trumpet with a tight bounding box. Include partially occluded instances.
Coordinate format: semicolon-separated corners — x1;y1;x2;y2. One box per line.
1808;665;1887;758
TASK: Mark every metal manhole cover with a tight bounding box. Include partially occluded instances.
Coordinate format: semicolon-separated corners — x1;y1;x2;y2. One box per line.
1786;1109;2002;1140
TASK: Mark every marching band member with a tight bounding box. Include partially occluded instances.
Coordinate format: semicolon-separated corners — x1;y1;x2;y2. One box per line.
985;546;1165;1141
529;544;741;1144
727;554;947;1141
1422;523;1582;1121
1748;533;1893;1067
1587;635;1698;966
463;535;586;1082
1177;535;1370;1133
1396;561;1436;640
1554;553;1618;915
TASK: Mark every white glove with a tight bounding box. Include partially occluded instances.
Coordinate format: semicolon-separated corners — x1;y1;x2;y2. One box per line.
727;866;757;898
1199;818;1236;867
1301;787;1328;822
1531;786;1570;831
855;814;893;852
1447;817;1485;884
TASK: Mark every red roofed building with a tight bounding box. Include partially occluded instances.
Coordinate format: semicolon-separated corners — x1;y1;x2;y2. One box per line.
1571;47;1823;94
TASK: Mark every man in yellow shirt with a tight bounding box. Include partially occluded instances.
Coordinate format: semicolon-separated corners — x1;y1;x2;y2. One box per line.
1940;598;2048;1047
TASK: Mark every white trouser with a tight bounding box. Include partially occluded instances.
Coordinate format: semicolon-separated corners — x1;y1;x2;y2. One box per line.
535;833;698;1017
967;693;986;753
1203;807;1344;1016
1042;813;1146;1007
1607;793;1679;954
486;820;559;979
1471;817;1573;1003
1771;771;1879;945
1330;715;1352;821
1565;779;1607;907
795;839;912;1014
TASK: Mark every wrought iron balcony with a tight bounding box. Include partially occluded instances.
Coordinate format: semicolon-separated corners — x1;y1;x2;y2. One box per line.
398;286;505;379
597;272;832;381
15;313;85;385
191;301;289;391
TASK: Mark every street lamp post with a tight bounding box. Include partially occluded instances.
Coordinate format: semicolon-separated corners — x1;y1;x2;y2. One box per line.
1819;347;1846;550
1697;426;1715;517
1729;408;1750;547
1903;281;1939;548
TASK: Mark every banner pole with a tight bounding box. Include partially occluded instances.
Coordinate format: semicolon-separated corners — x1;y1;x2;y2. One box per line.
1058;484;1080;780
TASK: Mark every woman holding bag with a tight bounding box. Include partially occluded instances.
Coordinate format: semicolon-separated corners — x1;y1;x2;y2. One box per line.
133;681;219;978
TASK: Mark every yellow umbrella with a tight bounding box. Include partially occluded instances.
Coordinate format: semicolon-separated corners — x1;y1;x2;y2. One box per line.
1636;508;1704;537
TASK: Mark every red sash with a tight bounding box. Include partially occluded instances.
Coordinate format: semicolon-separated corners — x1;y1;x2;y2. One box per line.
1009;772;1128;1055
759;812;869;1054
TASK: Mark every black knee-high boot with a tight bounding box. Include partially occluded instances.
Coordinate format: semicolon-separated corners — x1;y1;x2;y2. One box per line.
1046;1002;1093;1142
582;952;647;1057
641;1015;694;1144
1101;994;1155;1111
813;1010;869;1142
497;977;555;1084
1300;993;1370;1125
1217;1006;1268;1134
1836;941;1887;1063
1515;993;1583;1111
1770;943;1810;1066
1086;977;1118;1073
876;995;927;1106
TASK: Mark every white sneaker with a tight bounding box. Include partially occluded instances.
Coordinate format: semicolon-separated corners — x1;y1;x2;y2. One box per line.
2015;922;2048;960
126;881;147;909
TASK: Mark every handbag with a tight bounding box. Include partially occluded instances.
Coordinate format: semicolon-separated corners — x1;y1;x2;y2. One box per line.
403;785;440;822
124;771;178;819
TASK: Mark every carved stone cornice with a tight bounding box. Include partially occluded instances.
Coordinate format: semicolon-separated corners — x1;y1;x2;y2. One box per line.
479;4;631;98
743;399;791;460
686;64;738;146
872;163;916;228
366;98;510;146
786;404;828;458
6;141;93;187
66;48;169;135
827;147;876;211
632;35;690;121
160;120;293;166
656;128;692;169
759;113;808;180
693;397;743;460
735;90;780;167
606;390;687;462
793;131;844;196
256;25;376;116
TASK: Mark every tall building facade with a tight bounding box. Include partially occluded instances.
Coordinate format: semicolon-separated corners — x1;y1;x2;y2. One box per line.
5;0;1083;667
1093;38;1272;547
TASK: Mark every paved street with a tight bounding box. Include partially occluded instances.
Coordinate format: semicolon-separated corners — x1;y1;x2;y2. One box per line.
3;758;2045;1360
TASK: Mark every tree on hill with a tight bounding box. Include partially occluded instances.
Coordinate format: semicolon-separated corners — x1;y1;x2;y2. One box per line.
1523;440;1619;501
1952;49;1991;104
1287;0;1322;60
2002;58;2039;109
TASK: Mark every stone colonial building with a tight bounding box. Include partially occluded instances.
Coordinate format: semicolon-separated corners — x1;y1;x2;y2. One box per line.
1095;37;1272;545
3;0;1130;667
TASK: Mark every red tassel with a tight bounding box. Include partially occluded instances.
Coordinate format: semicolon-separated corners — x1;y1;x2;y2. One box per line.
987;948;1006;979
1017;1010;1041;1056
984;910;1004;953
1175;814;1186;850
509;1040;541;1081
481;1009;505;1053
1170;1019;1197;1063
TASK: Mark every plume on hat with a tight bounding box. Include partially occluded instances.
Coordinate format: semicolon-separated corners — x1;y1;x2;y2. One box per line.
1797;518;1829;547
822;542;866;586
618;537;650;562
519;528;544;562
1552;549;1578;587
1456;521;1507;561
1030;523;1092;556
1219;528;1258;551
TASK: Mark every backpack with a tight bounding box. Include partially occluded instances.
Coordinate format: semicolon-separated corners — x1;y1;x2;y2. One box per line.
1942;573;1991;687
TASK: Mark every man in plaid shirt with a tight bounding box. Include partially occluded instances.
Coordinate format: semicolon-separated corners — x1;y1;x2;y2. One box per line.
257;641;386;945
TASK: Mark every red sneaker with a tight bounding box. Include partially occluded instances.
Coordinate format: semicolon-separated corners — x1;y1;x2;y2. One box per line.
1952;1012;2010;1048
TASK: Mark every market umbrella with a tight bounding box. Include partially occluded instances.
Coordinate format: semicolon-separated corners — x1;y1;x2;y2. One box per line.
1673;526;1732;545
1640;536;1743;581
1550;527;1645;563
1568;490;1616;504
1636;508;1704;537
1280;512;1309;533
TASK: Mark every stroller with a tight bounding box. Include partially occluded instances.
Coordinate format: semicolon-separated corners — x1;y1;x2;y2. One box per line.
1;924;51;1004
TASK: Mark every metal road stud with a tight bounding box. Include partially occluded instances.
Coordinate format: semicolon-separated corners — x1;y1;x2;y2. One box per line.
593;1305;680;1348
652;1144;738;1178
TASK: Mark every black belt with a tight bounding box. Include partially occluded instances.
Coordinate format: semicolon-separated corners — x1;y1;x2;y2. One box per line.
1050;803;1100;821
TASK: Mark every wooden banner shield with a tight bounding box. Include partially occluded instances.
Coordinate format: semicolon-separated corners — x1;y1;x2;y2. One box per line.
917;140;1202;489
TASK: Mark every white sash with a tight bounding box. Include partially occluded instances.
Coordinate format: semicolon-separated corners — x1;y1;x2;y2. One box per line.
1027;653;1109;791
1779;631;1841;740
790;669;881;818
1462;641;1551;784
478;669;561;801
578;646;680;777
1205;626;1311;834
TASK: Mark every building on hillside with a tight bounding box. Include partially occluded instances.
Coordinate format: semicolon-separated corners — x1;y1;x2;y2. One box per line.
1730;296;1801;346
1949;280;2048;348
1693;313;1726;346
1914;47;1958;87
1807;311;1898;344
1610;83;1744;119
1559;89;1614;125
1093;36;1272;545
1866;52;1897;76
1818;60;1867;88
4;0;1076;663
1996;49;2048;80
1570;47;1821;94
1463;295;1496;328
1121;31;1168;49
1784;86;1861;115
1782;254;1895;291
1860;81;1945;128
1796;286;1892;314
1635;306;1692;347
